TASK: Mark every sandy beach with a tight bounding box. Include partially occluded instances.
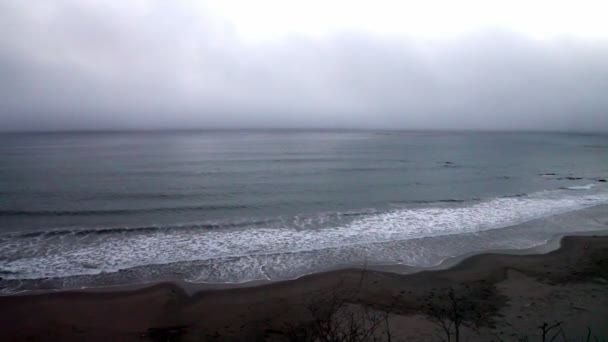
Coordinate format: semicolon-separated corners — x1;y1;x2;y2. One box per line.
1;234;607;341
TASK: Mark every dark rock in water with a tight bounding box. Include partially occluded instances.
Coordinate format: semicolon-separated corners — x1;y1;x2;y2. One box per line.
598;179;607;182
441;161;460;168
506;193;527;198
557;177;583;180
539;173;556;176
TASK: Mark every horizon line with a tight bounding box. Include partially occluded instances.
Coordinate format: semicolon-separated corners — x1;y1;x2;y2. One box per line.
1;127;607;135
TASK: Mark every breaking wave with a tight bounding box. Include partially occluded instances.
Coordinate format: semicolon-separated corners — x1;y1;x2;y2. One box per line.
1;186;608;283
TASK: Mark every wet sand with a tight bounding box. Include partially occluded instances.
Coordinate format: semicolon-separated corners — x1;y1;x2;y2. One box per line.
1;234;607;341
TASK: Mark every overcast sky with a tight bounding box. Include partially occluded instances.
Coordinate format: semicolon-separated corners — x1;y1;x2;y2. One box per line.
1;0;608;132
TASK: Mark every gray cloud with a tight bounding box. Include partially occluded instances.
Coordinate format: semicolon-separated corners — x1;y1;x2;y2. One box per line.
1;1;608;131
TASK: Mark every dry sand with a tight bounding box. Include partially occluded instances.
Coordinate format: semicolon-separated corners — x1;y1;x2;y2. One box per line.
1;235;607;341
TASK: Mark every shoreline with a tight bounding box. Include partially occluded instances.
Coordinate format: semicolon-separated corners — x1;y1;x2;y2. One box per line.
4;228;608;298
3;194;608;294
1;233;607;340
5;226;608;297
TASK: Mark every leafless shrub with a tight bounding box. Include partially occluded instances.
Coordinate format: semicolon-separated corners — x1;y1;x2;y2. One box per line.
420;283;502;342
281;284;393;342
537;321;566;342
518;323;606;342
279;266;395;342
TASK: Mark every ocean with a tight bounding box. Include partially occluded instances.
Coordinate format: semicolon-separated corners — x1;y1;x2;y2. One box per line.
1;130;607;293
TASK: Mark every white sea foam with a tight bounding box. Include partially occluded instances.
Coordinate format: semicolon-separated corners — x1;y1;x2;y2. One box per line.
566;184;595;190
1;187;608;281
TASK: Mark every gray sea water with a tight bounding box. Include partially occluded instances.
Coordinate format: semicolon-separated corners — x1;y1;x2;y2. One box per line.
1;130;607;293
